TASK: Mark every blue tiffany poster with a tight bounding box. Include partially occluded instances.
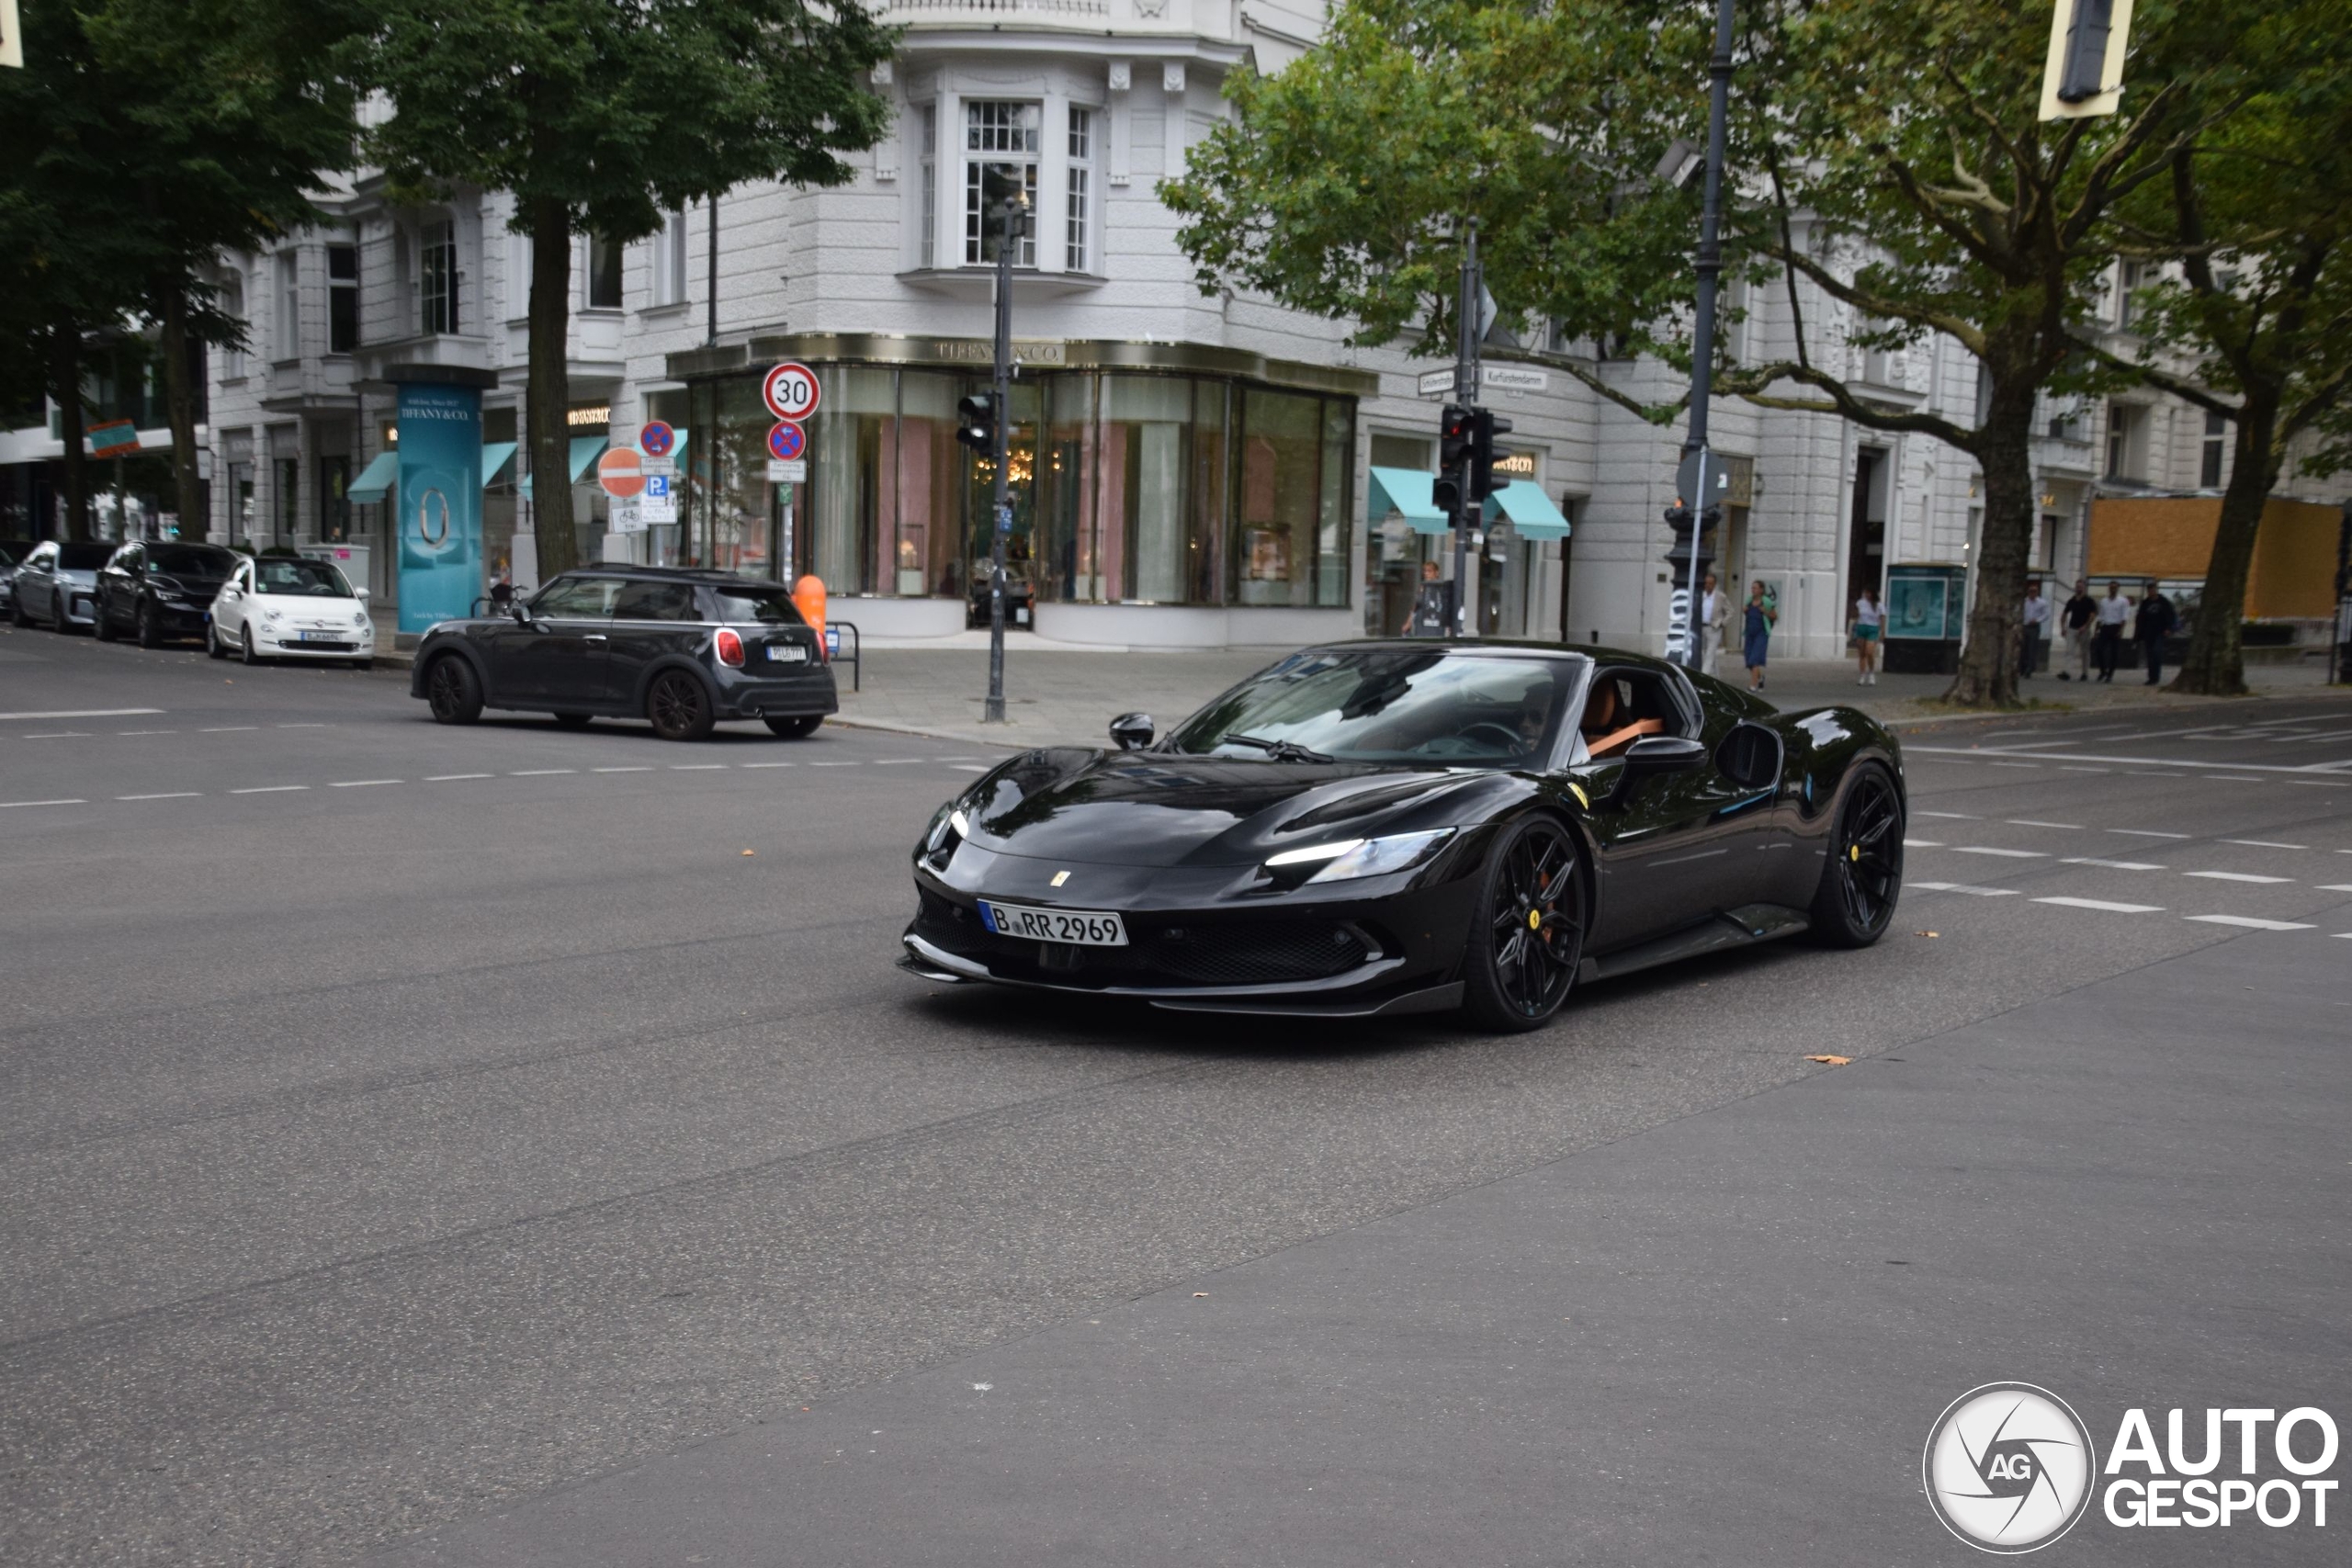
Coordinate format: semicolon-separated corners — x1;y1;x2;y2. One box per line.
395;383;483;633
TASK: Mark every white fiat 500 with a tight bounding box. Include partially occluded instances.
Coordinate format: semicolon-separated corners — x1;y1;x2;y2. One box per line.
209;556;376;668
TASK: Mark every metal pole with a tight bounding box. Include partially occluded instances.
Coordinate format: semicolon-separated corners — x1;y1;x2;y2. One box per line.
706;195;719;347
1674;0;1737;671
1450;220;1479;638
982;199;1018;723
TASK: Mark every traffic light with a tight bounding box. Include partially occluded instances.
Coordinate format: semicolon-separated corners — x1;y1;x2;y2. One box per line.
1432;476;1463;520
1468;408;1513;504
956;393;998;456
1439;404;1474;475
1662;500;1695;532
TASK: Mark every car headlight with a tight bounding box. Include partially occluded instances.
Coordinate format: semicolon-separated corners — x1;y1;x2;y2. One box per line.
261;607;283;624
1264;828;1455;885
921;804;971;868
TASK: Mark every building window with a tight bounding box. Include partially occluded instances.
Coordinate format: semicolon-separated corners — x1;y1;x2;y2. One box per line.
220;274;247;379
276;456;299;544
1066;107;1094;272
652;209;688;306
2105;402;2145;480
328;243;359;353
2200;410;2226;488
919;103;938;268
964;101;1039;266
275;252;300;359
586;233;623;310
2115;260;2144;328
420;220;459;335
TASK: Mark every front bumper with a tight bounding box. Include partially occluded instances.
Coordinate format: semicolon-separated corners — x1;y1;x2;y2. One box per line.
251;626;372;657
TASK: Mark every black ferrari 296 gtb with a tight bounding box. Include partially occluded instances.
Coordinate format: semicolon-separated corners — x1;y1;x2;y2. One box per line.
900;641;1905;1031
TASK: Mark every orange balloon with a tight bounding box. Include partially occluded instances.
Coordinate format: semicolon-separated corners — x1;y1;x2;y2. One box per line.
792;574;828;653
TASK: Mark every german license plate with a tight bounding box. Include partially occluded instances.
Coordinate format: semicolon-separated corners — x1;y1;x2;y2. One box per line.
298;630;338;642
978;900;1128;946
765;644;808;663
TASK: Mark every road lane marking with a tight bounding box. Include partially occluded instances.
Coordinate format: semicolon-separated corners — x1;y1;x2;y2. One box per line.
950;763;990;773
230;785;309;794
593;766;653;773
329;779;401;788
2220;839;2305;850
1912;882;2018;897
2035;897;2165;913
0;708;163;720
1989;762;2041;769
2063;858;2165;871
740;762;794;769
116;793;200;801
2209;775;2264;784
874;759;927;765
0;798;86;808
425;773;492;781
276;723;328;728
116;729;176;735
809;761;860;767
2187;915;2314;931
2319;885;2352;893
1904;839;1942;848
2007;819;2082;829
509;769;575;776
2185;871;2292;885
669;763;727;771
199;726;258;732
2129;771;2186;777
23;732;90;739
1909;743;2352;775
2059;766;2111;773
1917;810;1978;819
1953;847;2048;858
2110;829;2189;839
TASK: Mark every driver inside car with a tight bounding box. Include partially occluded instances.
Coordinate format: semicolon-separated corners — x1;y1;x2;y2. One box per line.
1580;678;1665;760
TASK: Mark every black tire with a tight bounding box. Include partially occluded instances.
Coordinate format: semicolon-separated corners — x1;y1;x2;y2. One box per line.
1461;815;1588;1032
135;601;161;649
207;623;227;660
53;593;75;634
94;596;118;641
239;620;262;664
1809;762;1904;948
9;593;28;627
646;671;715;741
552;712;594;729
763;715;822;739
424;654;483;725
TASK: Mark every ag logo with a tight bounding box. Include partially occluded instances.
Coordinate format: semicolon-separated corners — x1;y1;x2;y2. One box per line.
1923;1383;2098;1553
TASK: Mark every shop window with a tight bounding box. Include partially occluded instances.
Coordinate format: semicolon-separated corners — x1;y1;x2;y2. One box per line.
319;455;351;541
1066;107;1094;272
964;101;1039;266
420;220;459;335
328;243;359;353
586;233;623;310
1235;388;1351;608
2200;410;2226;488
808;367;899;597
1366;432;1435;636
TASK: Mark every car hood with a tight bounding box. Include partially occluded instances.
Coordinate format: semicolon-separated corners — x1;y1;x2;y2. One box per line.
958;748;1503;868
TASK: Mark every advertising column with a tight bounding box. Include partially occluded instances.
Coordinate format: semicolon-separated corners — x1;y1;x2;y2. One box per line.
396;382;483;634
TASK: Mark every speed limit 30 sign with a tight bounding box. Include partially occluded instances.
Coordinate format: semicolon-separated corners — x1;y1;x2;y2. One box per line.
762;362;821;422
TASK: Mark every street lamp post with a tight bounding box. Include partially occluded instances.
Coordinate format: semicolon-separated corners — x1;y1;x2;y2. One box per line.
1667;0;1738;671
982;193;1030;725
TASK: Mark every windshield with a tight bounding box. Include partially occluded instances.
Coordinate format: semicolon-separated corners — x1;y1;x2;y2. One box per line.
0;541;28;565
708;585;806;626
149;545;235;576
1168;649;1586;768
253;558;354;597
59;545;115;570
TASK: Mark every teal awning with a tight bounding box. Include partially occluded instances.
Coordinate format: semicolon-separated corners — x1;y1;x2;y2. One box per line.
1483;480;1570;540
1366;467;1450;536
481;442;518;487
518;437;611;500
346;451;399;504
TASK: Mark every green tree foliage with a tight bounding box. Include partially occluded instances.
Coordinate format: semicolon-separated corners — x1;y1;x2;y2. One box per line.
349;0;899;575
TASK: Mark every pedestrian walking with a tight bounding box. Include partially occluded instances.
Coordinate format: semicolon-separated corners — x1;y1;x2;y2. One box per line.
2058;578;2096;681
1695;571;1726;676
2019;580;2051;678
1403;559;1453;637
1851;589;1883;684
2094;581;2132;682
1742;580;1776;692
2135;580;2177;686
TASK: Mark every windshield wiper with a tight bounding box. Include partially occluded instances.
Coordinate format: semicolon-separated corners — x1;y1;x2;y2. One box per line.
1220;733;1333;763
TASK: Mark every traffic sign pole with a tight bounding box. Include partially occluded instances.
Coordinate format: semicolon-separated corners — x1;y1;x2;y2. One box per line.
983;199;1024;725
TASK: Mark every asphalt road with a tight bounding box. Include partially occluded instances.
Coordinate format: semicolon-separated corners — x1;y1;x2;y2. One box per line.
2;623;2346;1565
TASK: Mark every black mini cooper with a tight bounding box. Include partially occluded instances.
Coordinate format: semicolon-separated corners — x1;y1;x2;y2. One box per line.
411;566;837;740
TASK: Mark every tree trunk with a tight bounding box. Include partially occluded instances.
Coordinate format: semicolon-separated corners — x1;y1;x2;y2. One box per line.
50;320;91;542
526;200;577;577
156;277;207;539
1943;380;2036;706
2171;392;2279;696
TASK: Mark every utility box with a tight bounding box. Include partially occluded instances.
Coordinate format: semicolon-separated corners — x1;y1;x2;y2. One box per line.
1883;562;1967;674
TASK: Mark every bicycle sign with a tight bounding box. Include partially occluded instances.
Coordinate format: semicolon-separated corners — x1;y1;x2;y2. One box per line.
767;420;807;463
762;362;821;422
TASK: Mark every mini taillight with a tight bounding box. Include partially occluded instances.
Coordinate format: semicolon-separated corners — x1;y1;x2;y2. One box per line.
715;627;745;667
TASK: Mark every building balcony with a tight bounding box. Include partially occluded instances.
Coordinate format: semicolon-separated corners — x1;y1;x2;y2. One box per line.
2032;433;2097;478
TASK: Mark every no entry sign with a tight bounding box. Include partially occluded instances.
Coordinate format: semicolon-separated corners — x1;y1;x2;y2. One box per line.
767;421;807;463
597;447;645;498
762;362;820;422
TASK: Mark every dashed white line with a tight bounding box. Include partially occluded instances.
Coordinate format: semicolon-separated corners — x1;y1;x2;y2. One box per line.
1912;882;2018;897
1904;839;1942;849
116;729;176;736
2129;771;2185;777
230;785;309;795
2062;858;2165;871
739;761;794;769
808;761;861;767
2059;766;2111;773
0;798;86;808
670;763;728;771
1917;811;1979;819
2007;819;2082;829
0;707;163;720
2318;885;2352;894
593;766;653;773
2110;829;2189;840
509;769;575;776
276;723;329;728
425;773;492;782
2187;915;2314;931
2209;775;2264;784
2034;897;2165;913
1989;762;2041;770
949;763;991;773
23;732;90;739
2220;839;2304;850
1952;847;2048;859
2184;871;2292;885
874;759;927;765
116;793;200;801
330;779;401;788
200;726;258;732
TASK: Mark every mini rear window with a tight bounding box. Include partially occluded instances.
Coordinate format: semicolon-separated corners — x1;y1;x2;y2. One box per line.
707;586;807;626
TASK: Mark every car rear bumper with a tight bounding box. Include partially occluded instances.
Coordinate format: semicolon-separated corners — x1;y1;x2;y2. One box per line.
712;664;839;720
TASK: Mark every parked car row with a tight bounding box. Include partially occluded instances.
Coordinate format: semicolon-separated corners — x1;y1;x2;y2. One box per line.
4;540;375;668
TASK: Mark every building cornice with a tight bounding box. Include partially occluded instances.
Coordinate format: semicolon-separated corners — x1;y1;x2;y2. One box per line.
667;332;1379;399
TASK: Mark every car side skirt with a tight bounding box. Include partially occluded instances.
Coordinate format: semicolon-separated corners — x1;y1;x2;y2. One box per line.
1578;902;1811;985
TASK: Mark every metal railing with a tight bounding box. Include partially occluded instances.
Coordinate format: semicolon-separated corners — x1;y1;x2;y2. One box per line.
880;0;1108;15
827;620;862;693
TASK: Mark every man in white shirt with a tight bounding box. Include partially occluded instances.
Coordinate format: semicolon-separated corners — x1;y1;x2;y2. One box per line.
1696;571;1725;675
2094;581;2133;682
2018;580;2052;678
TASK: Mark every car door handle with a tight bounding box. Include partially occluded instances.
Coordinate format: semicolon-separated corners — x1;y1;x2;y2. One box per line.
583;634;608;643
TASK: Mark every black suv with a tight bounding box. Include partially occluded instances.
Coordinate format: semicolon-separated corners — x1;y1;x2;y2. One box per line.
410;566;837;741
94;540;239;647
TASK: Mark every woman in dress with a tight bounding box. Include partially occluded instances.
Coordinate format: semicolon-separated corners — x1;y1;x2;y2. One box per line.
1743;580;1776;692
1852;589;1883;685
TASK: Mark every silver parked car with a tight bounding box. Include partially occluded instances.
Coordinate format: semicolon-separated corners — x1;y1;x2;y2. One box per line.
0;539;33;615
10;541;115;632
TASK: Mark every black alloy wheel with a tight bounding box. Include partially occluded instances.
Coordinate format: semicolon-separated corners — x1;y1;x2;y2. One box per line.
763;715;822;739
424;655;483;725
135;601;161;649
1810;763;1903;947
93;596;118;641
1462;816;1587;1032
552;712;594;729
206;623;227;660
646;671;715;741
